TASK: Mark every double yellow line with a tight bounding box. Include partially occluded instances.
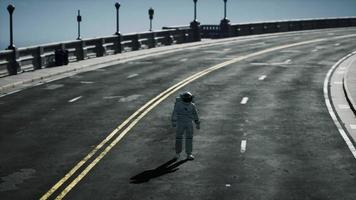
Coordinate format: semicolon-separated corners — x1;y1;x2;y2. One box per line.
41;35;353;199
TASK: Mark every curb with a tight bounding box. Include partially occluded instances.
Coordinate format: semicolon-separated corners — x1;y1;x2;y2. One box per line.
342;52;356;116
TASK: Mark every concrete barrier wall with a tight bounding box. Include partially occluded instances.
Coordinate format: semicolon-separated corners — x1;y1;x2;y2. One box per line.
0;28;196;76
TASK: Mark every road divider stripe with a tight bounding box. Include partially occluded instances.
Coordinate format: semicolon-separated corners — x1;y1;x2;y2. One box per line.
68;96;82;103
41;34;356;200
258;75;267;80
241;97;249;104
240;140;247;153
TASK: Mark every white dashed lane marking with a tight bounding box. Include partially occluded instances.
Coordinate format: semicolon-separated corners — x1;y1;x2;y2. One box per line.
240;97;249;104
103;96;122;100
127;74;139;79
258;75;267;80
333;81;343;85
240;140;247;153
68;96;82;103
350;125;356;130
80;81;94;84
180;58;188;62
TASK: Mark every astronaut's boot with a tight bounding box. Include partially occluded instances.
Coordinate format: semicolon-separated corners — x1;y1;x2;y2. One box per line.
174;153;180;160
187;154;194;161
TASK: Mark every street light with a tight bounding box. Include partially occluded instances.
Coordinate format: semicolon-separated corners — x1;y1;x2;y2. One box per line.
7;4;16;50
148;7;154;31
223;0;227;19
193;0;198;21
115;2;121;35
77;10;82;40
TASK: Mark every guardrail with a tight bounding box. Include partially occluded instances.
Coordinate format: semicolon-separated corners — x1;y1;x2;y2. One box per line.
201;17;356;38
0;28;196;76
2;17;356;77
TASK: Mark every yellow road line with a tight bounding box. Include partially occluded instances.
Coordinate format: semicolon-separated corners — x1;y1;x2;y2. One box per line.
42;34;356;200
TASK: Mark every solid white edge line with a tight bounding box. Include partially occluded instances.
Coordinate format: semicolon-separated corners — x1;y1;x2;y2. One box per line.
324;51;356;159
68;96;82;103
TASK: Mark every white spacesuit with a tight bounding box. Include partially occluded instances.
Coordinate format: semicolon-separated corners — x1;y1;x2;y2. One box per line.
171;92;200;160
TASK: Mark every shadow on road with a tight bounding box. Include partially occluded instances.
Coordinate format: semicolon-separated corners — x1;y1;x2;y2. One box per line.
130;158;188;184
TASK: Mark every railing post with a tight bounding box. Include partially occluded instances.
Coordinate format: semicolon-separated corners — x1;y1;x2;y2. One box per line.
190;21;201;41
219;19;231;38
164;31;173;45
7;49;20;75
76;40;86;61
148;32;156;48
114;34;122;54
132;34;140;51
34;46;44;70
95;38;106;57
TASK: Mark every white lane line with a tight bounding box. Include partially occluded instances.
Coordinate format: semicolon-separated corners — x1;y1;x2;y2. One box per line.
223;48;231;51
180;58;188;62
80;81;94;84
258;75;267;80
334;43;340;46
68;96;82;103
103;96;122;100
350;125;356;130
285;59;292;64
3;89;21;96
333;81;343;85
240;140;247;153
280;49;301;53
336;71;345;74
324;51;356;159
127;74;139;79
240;97;249;104
250;59;291;66
338;104;350;109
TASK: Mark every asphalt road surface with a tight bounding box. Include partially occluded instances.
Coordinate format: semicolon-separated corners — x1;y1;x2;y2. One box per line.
1;28;356;200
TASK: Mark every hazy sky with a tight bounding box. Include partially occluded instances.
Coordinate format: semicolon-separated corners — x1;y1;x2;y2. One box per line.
1;0;356;49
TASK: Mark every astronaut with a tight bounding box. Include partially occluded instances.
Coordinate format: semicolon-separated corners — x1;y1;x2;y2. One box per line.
171;91;200;160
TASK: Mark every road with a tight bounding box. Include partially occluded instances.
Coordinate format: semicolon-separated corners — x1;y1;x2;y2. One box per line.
1;28;356;200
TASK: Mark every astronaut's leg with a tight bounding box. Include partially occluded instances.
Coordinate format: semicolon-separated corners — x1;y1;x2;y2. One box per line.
185;124;194;155
175;125;185;154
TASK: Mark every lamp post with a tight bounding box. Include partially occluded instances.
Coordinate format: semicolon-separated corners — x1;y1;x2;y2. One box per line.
220;0;231;38
223;0;227;19
77;10;82;40
148;7;154;31
193;0;197;21
7;4;16;50
115;2;120;35
190;0;201;41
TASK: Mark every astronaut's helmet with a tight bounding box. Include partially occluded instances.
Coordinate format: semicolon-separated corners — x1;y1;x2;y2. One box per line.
180;91;194;103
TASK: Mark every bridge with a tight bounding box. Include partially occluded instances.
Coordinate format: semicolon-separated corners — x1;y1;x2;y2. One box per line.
1;4;356;200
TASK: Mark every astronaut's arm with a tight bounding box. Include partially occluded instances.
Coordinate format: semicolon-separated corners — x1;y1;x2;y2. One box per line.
171;104;178;127
192;105;200;127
